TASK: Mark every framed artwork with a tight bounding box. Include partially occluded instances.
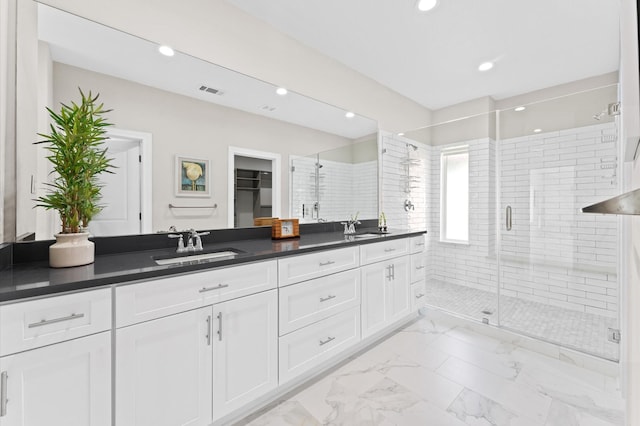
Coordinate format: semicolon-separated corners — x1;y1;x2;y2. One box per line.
175;155;210;197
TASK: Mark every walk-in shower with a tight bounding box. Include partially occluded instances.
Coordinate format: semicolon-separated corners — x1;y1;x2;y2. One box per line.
387;84;621;361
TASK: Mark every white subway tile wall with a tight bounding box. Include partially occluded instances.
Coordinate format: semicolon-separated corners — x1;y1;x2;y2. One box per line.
290;156;377;223
380;132;428;231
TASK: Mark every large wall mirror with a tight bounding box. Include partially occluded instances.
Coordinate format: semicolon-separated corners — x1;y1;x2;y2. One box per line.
11;2;378;241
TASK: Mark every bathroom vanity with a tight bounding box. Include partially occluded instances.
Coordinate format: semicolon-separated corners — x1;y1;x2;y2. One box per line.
0;226;426;426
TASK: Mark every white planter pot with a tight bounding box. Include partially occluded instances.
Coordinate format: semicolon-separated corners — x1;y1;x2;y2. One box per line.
49;232;95;268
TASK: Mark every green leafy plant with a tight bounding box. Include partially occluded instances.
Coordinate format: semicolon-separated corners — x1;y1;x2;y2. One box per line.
35;88;115;234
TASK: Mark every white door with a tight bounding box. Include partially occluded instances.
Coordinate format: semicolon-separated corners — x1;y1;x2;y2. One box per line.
90;137;141;236
116;308;212;426
213;290;278;420
387;256;411;323
0;332;111;426
360;261;389;338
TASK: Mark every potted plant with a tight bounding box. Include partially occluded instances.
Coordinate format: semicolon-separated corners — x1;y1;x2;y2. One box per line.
35;88;115;268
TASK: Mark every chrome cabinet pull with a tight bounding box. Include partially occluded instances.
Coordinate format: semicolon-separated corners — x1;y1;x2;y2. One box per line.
384;248;396;252
27;313;85;328
319;295;337;303
391;264;396;280
416;293;425;299
217;312;223;341
1;371;7;417
319;260;335;266
386;265;392;281
206;315;212;346
199;284;229;293
506;206;512;231
416;265;425;270
319;336;335;346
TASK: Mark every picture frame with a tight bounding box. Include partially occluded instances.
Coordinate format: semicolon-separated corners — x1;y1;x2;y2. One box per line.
175;155;210;197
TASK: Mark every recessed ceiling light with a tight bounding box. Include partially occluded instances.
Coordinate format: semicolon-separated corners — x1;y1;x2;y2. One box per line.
345;111;355;119
416;0;439;12
276;87;288;96
398;132;405;136
158;45;174;57
478;61;494;72
514;106;526;112
533;128;542;133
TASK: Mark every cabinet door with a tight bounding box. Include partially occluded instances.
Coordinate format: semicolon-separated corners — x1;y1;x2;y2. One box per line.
387;256;411;323
360;261;390;338
361;256;411;338
0;332;111;426
213;290;278;420
116;308;212;426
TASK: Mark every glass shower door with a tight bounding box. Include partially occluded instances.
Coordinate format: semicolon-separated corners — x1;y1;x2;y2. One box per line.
497;86;620;360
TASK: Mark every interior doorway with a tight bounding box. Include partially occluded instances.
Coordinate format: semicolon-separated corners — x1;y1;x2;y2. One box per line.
89;129;152;236
228;147;281;228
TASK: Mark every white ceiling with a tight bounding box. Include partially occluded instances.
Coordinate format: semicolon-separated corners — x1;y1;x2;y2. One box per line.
224;0;621;110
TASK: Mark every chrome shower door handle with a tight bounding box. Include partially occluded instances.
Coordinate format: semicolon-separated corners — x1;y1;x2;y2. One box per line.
506;206;512;231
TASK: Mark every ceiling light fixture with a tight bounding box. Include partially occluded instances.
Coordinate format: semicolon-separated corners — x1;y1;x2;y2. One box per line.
276;87;288;96
416;0;439;12
345;111;355;118
158;45;174;57
398;132;405;136
478;61;494;71
533;128;542;133
514;106;526;112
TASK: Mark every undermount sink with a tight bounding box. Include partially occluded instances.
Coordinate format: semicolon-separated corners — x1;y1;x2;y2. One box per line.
154;249;243;266
353;232;390;239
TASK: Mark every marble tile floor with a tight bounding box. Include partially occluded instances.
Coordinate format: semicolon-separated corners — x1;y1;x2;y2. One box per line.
425;280;619;361
236;309;624;426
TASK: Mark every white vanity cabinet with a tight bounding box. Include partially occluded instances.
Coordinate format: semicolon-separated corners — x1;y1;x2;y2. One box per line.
360;240;411;338
276;247;363;385
212;289;278;420
116;307;213;426
0;289;112;426
114;259;279;425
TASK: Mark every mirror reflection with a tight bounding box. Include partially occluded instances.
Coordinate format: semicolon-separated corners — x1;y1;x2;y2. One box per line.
15;3;378;241
291;138;379;224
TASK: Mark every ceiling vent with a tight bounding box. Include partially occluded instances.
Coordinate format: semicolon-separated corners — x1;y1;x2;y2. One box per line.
199;85;224;95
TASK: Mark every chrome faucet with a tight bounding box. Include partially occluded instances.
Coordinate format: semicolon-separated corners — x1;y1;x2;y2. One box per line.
341;214;361;235
168;229;210;252
187;229;210;252
168;233;187;253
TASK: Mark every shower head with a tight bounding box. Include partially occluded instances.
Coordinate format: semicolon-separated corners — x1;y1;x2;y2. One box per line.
593;110;606;120
315;163;323;169
406;143;418;151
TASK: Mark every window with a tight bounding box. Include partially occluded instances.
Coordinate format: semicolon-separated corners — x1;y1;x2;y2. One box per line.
440;146;469;243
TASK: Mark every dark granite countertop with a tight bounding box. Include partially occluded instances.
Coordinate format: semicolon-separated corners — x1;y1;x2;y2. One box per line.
0;226;426;303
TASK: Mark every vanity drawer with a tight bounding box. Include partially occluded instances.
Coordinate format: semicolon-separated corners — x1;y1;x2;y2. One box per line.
116;260;277;327
0;288;111;356
278;246;359;287
279;307;360;384
410;234;426;253
410;252;427;283
410;280;427;312
279;269;360;336
359;238;409;266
